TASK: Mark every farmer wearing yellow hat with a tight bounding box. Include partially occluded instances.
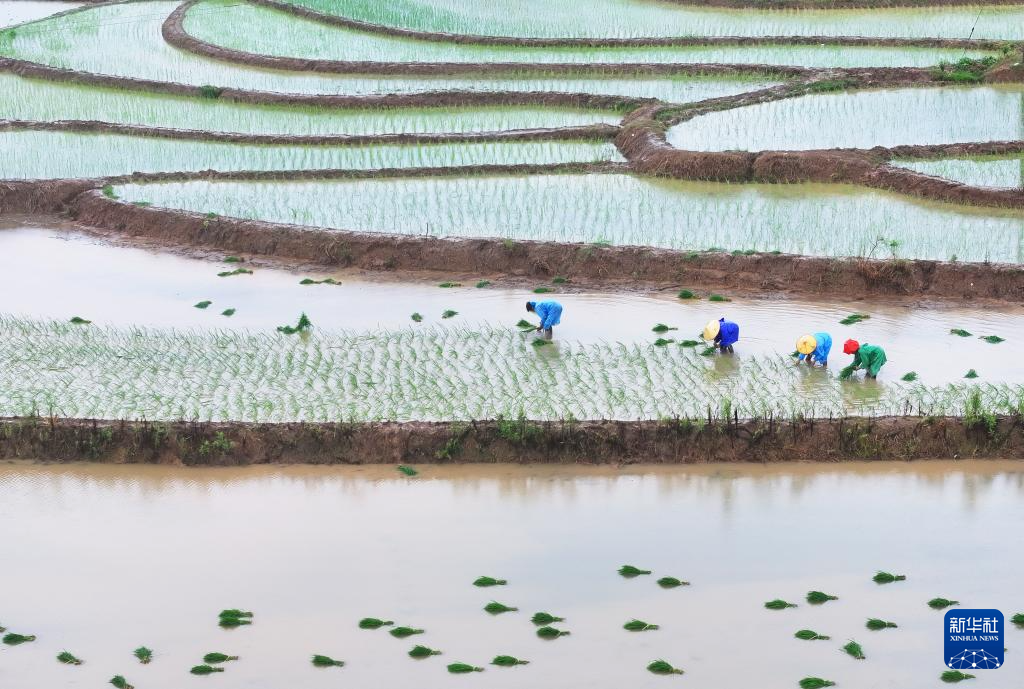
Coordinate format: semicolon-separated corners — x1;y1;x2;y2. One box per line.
796;332;832;367
703;317;739;354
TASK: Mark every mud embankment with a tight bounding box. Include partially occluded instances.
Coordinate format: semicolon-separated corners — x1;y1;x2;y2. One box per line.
2;416;1022;465
0;179;102;214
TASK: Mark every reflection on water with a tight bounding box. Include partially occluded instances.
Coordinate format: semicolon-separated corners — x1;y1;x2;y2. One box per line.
0;461;1020;689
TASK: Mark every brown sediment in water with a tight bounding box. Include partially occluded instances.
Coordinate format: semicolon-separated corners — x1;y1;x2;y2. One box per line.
1;415;1022;465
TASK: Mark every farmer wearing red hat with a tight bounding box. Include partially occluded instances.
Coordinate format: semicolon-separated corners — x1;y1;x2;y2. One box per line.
843;339;887;379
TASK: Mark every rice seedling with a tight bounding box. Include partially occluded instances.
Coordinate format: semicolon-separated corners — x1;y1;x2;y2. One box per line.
950;329;972;337
299;278;340;286
842;640;866;659
619;565;651;577
840;313;870;325
533;287;554;294
677;290;696;300
133;647;152;664
390;627;425;638
2;633;36;645
531;612;564;625
652;324;677;333
492;655;529;666
795;630;830;641
223;257;243;263
901;372;918;382
980;335;1005;343
202;653;238;664
941;670;975;682
277;313;312;335
484;601;517;614
838;363;856;380
799;679;835;689
873;571;906;583
1012;613;1024;626
194;301;212;309
699;346;716;356
866;618;898;630
409;645;441;658
311;655;344;667
190;665;224;675
217;268;252;277
439;282;461;288
57;651;83;665
476;281;491;288
965;369;979;378
679;339;699;347
552;277;568;284
473;576;506;587
531;338;551;347
654;338;675;346
358;618;393;629
221;309;236;317
397;465;418;476
657;577;689;588
69;316;91;324
536;626;570;639
807;591;838;604
442;310;458;319
448;663;484;673
928;598;960;609
765;599;798;610
110;675;133;689
411;313;423;322
708;294;730;302
647;659;684;675
515;319;534;329
624;619;659;631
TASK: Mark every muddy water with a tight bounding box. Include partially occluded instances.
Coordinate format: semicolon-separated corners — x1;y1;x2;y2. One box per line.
0;461;1021;689
3;222;1023;385
0;1;80;28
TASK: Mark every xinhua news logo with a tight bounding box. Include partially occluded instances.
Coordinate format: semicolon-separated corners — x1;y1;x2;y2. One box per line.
944;610;1004;671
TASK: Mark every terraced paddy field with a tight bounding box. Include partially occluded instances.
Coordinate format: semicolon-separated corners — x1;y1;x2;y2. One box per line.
895;155;1024;188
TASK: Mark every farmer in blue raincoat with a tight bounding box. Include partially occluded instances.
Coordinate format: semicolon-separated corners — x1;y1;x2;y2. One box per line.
527;300;562;340
704;317;739;353
796;332;832;367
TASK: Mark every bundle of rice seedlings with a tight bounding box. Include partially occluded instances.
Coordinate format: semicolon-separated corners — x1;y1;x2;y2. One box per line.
311;655;344;667
194;301;212;309
623;619;659;631
765;599;798;610
795;630;830;641
654;338;675;346
950;329;972;337
217;268;252;278
0;624;5;633
699;346;716;356
708;294;730;302
57;651;83;665
840;313;870;325
531;339;551;347
442;310;458;319
218;610;253;627
901;372;918;382
2;633;35;645
492;655;529;666
473;576;506;587
941;670;975;683
679;340;699;347
842;640;866;659
299;278;340;286
389;627;425;638
799;678;835;689
190;665;224;675
866;618;897;630
358;618;393;629
536;626;570;639
133;647;152;664
438;282;462;288
807;591;838;604
964;369;979;378
411;313;423;322
533;287;553;294
276;313;312;335
397;465;418;476
531;612;564;625
872;571;906;584
484;601;517;614
515;319;534;329
647;659;684;675
838;364;856;380
657;577;689;588
652;324;678;333
928;598;959;609
980;335;1005;343
1012;613;1024;626
552;276;568;284
221;308;236;317
476;280;491;288
69;316;91;324
619;565;651;577
110;675;134;689
447;663;484;673
409;645;441;658
677;290;696;300
223;256;243;263
202;653;238;664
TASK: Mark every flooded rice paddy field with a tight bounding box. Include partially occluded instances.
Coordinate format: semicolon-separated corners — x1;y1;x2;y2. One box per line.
0;1;80;28
667;85;1024;152
185;0;997;68
0;461;1022;689
895;156;1024;190
112;174;1024;264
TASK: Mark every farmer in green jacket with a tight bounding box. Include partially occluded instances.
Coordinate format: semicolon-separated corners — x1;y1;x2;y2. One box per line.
843;339;887;379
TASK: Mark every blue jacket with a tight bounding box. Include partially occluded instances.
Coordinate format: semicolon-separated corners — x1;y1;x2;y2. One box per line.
532;301;563;329
715;318;739;347
799;332;832;365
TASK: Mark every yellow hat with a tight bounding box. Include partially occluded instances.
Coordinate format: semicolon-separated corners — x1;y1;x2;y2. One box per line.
797;334;817;355
703;320;720;341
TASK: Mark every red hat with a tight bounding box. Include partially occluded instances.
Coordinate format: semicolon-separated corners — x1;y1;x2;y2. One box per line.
843;339;860;355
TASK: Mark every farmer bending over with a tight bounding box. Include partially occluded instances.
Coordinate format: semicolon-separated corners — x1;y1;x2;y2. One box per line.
843;339;887;379
796;332;832;367
704;317;739;353
526;300;563;340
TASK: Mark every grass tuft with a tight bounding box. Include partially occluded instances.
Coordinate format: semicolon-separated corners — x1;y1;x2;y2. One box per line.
311;655;344;668
476;280;491;288
647;659;684;675
533;287;554;294
223;256;243;263
654;338;675;346
1012;613;1024;626
708;294;730;302
221;308;235;317
679;339;699;347
438;282;461;288
411;313;423;322
69;316;91;324
619;565;651;577
552;276;568;284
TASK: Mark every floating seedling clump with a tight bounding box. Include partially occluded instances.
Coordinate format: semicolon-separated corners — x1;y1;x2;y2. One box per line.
217;268;252;277
618;565;651;577
110;675;134;689
484;601;517;614
531;612;564;625
203;653;238;664
652;324;677;333
359;618;393;629
411;313;423;322
57;651;83;665
624;619;659;631
3;633;36;645
492;655;529;666
795;630;830;641
299;278;340;286
928;598;960;609
390;627;425;638
438;282;462;288
194;301;212;309
765;599;798;610
807;591;839;604
980;335;1005;344
190;665;224;675
473;576;506;587
950;329;972;337
799;679;835;689
442;310;458;319
873;571;906;584
69;316;91;324
901;372;918;382
133;647;152;664
657;577;689;588
536;626;570;639
409;645;441;658
218;609;253;627
866;618;898;630
311;655;344;667
647;659;684;675
965;369;979;378
277;313;312;335
842;640;866;659
941;670;975;683
840;313;870;325
397;465;418;476
447;663;484;673
221;308;235;317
